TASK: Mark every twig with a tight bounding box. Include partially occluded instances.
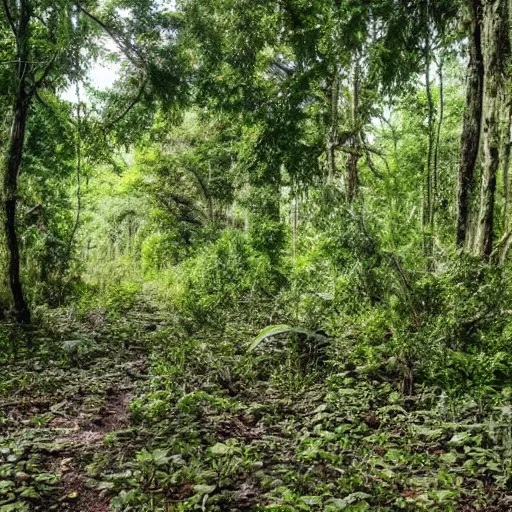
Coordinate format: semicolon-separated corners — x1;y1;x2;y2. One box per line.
24;203;42;217
0;60;51;65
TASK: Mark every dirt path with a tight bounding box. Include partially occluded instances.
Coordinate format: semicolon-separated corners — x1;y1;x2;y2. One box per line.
53;389;134;512
0;308;156;512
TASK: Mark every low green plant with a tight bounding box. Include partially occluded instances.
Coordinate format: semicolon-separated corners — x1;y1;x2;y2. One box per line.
156;230;284;329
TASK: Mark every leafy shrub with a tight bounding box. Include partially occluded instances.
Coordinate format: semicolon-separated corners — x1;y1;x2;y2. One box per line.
157;230;284;328
378;255;512;394
141;231;187;275
78;279;142;318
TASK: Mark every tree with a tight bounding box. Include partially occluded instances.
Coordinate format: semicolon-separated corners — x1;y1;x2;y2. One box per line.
1;0;75;322
473;0;510;258
456;0;484;248
2;0;33;322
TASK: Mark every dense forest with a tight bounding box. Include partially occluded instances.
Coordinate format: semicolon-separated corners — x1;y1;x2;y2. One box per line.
2;0;512;510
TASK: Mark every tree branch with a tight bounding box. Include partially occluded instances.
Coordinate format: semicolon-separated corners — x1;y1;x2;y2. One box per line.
187;166;210;201
0;60;50;65
334;129;359;148
491;229;512;265
337;145;363;156
76;2;140;67
364;151;384;179
34;51;58;88
24;204;42;217
103;76;147;131
270;60;295;78
1;0;16;35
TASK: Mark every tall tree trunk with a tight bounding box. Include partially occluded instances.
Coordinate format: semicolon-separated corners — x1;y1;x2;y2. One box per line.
326;72;340;182
291;194;298;259
456;0;484;247
474;0;510;259
347;61;360;202
60;84;82;302
501;104;512;230
3;0;32;323
434;56;444;218
5;101;31;324
424;38;435;266
347;152;359;202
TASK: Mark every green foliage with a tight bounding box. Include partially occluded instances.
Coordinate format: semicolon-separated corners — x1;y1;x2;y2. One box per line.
4;0;512;510
248;324;297;353
155;230;283;328
78;280;142;319
19;105;78;306
141;232;186;275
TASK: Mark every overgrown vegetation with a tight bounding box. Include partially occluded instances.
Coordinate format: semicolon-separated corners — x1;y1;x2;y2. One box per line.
2;0;512;510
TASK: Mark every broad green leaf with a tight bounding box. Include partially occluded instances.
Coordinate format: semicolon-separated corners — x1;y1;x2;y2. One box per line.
193;484;216;495
19;487;39;499
448;432;471;446
0;481;13;494
210;443;231;456
248;324;328;353
326;492;371;509
0;502;30;512
247;324;293;352
440;451;458;464
429;490;459;501
301;496;323;505
152;449;170;466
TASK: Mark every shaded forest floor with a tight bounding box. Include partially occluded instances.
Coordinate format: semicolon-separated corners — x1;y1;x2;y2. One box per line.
1;304;512;511
0;305;155;511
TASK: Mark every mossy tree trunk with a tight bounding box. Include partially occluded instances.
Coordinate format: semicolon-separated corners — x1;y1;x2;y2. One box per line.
457;0;484;248
474;0;510;259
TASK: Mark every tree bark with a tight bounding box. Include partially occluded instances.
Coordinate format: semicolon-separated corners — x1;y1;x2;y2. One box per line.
434;56;444;218
501;104;512;230
474;0;510;259
423;35;435;265
456;0;484;248
347;61;360;202
3;0;32;323
347;152;359;202
61;83;82;299
325;72;340;182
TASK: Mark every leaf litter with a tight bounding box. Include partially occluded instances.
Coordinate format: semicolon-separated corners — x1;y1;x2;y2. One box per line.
2;304;512;511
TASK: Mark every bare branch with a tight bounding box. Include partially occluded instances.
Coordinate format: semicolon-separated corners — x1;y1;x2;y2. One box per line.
103;76;147;131
1;0;16;35
270;60;295;78
364;152;384;179
337;145;363;156
24;204;42;217
34;51;59;88
1;60;51;65
76;2;140;67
